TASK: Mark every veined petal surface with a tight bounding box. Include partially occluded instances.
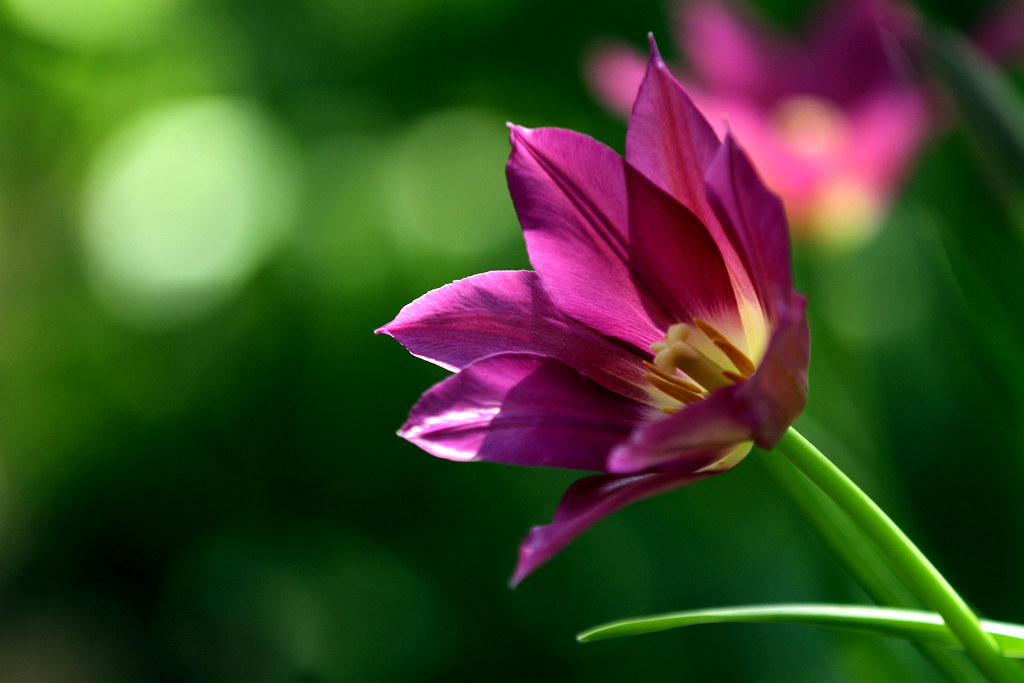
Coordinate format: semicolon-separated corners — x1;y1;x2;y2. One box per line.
379;270;650;402
507;125;670;346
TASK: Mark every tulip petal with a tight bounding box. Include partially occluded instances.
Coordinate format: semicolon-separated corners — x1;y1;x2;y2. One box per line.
706;132;793;317
606;383;752;474
511;471;711;586
507;125;672;344
401;354;651;471
378;270;651;402
626;37;721;226
732;294;809;448
624;163;740;325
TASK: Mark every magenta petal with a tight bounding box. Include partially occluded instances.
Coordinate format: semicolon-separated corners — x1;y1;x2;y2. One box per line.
401;354;651;471
507;125;670;344
705;132;793;317
511;471;710;585
606;384;752;474
624;163;740;324
626;37;721;226
732;294;809;448
378;270;650;402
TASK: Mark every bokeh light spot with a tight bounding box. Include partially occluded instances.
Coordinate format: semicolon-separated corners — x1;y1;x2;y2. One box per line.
80;97;302;329
382;107;517;260
2;0;187;50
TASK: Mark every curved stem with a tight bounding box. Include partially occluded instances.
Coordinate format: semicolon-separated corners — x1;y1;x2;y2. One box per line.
772;427;1024;683
756;454;983;683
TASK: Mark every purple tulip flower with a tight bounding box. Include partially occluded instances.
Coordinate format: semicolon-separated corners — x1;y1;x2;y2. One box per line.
379;40;809;585
586;0;930;246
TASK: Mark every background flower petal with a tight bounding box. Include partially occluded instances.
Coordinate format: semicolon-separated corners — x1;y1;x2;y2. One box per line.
378;270;651;402
401;354;651;471
584;41;647;117
511;471;711;585
675;0;784;102
809;0;915;104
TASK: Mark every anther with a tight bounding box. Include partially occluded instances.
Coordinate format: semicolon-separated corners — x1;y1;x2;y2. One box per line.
693;319;756;378
643;361;705;405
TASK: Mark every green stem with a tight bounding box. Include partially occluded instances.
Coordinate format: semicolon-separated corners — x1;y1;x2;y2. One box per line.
756;454;983;683
772;427;1024;683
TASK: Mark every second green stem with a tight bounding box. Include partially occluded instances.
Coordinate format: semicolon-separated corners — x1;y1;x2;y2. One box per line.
771;427;1023;683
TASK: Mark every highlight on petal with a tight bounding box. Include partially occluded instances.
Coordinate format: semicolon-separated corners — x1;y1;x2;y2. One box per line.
511;471;712;586
402;354;652;471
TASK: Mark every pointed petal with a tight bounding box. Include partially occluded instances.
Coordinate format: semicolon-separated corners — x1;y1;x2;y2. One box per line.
626;37;721;225
401;354;651;471
507;125;670;345
378;270;651;402
624;163;740;325
584;42;648;117
706;132;793;318
511;471;711;585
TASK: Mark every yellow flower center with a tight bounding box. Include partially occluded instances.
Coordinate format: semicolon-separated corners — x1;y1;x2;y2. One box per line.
771;95;850;160
646;319;755;414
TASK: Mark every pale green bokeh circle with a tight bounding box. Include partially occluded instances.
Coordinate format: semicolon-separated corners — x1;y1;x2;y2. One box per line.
382;107;517;260
81;97;302;328
2;0;187;50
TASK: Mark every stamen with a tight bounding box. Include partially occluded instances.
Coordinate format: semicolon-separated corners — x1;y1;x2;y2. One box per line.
693;318;756;378
646;319;757;407
643;361;705;405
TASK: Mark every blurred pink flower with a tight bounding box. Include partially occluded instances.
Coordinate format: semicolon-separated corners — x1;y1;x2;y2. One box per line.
973;0;1024;63
586;0;930;246
379;41;808;585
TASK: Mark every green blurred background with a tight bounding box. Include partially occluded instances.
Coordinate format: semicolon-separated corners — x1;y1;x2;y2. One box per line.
1;0;1023;680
